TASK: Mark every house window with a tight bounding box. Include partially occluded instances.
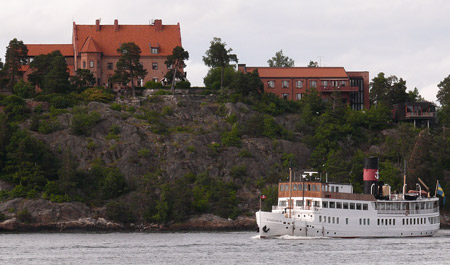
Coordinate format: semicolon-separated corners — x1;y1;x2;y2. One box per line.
83;61;86;69
152;63;158;70
341;81;346;87
295;93;302;101
267;81;275;88
282;80;289;88
151;47;159;54
107;63;113;70
296;80;303;88
282;94;289;100
89;61;94;68
322;81;328;88
152;78;158;82
310;80;317;88
138;78;144;87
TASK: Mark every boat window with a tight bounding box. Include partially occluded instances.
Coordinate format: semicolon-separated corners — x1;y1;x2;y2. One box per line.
377;219;380;225
389;219;392;225
296;200;303;206
359;218;362;225
363;204;368;210
331;186;335;192
298;184;303;191
337;217;339;224
319;216;322;222
363;219;366;225
311;185;316;191
307;184;310;191
356;203;362;210
314;201;320;207
280;185;284;192
333;217;335;224
285;184;289;191
343;202;349;209
346;218;348;225
322;201;328;208
393;219;395;226
336;187;339;193
329;201;335;208
328;217;331;223
350;203;355;210
293;184;297;191
368;219;370;225
336;202;342;209
381;219;384;225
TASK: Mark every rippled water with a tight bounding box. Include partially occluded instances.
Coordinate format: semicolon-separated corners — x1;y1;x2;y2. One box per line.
1;230;450;264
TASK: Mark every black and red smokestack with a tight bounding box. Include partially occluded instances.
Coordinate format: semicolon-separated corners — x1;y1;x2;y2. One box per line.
363;157;379;195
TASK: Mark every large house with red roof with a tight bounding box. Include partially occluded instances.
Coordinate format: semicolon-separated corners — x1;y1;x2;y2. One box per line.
24;19;182;88
238;64;369;110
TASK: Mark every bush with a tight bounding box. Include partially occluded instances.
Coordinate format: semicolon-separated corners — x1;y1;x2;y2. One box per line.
144;81;163;89
13;80;34;98
221;124;242;147
70;108;101;135
81;87;115;102
138;148;151;158
110;103;123;111
176;81;191;89
106;200;136;224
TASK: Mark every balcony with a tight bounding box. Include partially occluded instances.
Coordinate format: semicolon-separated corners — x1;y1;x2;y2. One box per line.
319;86;359;92
405;112;436;119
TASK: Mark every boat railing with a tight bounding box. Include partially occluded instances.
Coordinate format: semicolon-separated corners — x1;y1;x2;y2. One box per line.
376;208;438;215
272;205;321;212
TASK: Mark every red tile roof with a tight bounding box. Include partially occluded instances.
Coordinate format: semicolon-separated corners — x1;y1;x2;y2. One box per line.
243;67;349;78
26;44;74;56
80;36;101;53
74;21;182;56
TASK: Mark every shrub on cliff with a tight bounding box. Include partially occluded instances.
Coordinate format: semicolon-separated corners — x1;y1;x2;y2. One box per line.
70;107;101;136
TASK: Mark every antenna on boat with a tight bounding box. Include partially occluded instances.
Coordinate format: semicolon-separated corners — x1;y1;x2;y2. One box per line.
402;160;407;200
288;158;293;219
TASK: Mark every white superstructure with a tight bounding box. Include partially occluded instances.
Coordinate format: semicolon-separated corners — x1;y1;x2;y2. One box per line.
256;159;441;238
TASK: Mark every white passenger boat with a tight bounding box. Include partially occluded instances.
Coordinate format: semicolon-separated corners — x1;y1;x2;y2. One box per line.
256;158;440;238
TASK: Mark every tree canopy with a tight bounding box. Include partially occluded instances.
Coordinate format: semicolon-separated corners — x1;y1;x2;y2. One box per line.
437;74;450;126
113;42;147;97
370;72;409;108
308;61;319;67
165;46;189;94
71;69;95;93
203;37;238;89
267;50;295;67
28;50;70;94
4;38;28;89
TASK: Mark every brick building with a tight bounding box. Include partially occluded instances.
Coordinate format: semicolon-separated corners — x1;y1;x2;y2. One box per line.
24;19;182;88
238;64;370;110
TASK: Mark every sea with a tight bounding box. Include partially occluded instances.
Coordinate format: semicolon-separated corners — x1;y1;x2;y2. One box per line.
1;230;450;265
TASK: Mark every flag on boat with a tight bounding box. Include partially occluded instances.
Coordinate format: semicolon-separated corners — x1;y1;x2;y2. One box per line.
437;183;446;205
261;195;267;200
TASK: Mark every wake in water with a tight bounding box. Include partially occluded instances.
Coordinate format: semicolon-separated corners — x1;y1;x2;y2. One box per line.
251;234;327;240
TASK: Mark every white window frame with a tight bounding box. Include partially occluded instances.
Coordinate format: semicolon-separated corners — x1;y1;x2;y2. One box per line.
296;80;303;88
282;80;289;88
267;80;275;88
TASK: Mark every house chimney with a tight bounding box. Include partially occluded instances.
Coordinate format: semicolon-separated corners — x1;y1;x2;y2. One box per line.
154;19;162;31
114;19;119;32
96;19;101;31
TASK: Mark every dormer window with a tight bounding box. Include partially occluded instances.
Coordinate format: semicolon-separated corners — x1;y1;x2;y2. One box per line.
150;43;160;54
151;47;159;54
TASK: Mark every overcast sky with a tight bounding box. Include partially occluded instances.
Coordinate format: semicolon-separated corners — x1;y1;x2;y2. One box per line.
1;0;449;102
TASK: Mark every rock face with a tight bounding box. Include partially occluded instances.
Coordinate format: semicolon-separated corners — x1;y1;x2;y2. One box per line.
1;95;313;231
0;198;123;231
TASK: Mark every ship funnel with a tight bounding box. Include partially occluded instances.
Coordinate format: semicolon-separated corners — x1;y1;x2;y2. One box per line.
363;157;379;195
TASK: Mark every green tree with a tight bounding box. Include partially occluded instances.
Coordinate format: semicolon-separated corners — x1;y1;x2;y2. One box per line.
437;74;450;126
231;69;264;97
113;42;147;97
407;87;424;102
308;61;319;67
370;73;409;108
13;80;34;98
165;46;189;94
267;49;295;67
71;69;95;92
4;38;28;89
28;50;70;93
203;37;238;89
203;66;237;89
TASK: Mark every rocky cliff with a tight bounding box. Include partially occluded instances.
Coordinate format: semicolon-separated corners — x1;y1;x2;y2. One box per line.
0;94;310;231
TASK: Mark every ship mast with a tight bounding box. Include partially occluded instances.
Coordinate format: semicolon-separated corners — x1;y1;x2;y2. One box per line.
288;166;292;219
